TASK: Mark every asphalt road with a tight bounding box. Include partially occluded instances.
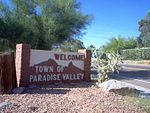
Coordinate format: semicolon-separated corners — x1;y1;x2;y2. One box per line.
92;64;150;89
110;67;150;89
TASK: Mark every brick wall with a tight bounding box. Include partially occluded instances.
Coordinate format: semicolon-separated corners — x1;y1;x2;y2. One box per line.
15;44;31;87
16;44;91;87
78;50;91;82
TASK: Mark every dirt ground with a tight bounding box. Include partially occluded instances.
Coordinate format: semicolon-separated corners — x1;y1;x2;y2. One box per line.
0;82;147;113
123;60;150;65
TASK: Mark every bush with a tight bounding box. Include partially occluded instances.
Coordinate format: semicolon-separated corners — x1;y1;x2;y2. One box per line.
92;51;122;83
121;47;150;60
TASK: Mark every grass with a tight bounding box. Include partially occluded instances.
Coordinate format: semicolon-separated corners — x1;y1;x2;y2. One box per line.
126;96;150;113
114;90;150;113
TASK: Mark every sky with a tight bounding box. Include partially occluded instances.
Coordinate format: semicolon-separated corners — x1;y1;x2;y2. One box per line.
78;0;150;48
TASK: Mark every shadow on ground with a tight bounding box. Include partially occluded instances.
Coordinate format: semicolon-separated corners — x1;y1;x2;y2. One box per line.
23;82;96;94
109;69;150;81
24;88;70;94
117;70;150;80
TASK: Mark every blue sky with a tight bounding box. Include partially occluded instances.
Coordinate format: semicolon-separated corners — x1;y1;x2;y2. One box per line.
78;0;150;48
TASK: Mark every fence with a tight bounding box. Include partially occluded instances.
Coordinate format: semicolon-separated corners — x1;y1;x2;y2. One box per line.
0;52;17;94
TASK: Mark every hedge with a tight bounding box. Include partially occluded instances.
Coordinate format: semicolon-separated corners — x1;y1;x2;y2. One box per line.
121;47;150;60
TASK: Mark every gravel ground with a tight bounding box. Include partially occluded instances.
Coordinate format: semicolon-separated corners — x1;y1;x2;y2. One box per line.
0;82;146;113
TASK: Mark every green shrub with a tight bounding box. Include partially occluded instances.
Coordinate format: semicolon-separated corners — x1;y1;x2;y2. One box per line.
121;47;150;60
93;51;122;83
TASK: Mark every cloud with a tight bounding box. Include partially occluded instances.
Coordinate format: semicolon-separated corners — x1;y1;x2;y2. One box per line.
109;32;113;34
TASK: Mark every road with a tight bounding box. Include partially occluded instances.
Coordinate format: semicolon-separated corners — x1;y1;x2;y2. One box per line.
92;64;150;89
110;67;150;89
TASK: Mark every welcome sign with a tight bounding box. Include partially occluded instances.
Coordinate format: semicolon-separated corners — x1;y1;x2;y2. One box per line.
29;50;85;83
15;44;91;87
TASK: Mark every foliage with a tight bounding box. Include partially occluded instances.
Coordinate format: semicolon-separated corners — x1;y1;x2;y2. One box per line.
137;34;150;47
0;0;92;51
92;51;122;83
0;38;11;51
87;44;96;57
52;38;85;52
138;11;150;39
121;47;150;60
138;11;150;48
101;36;137;53
87;44;96;50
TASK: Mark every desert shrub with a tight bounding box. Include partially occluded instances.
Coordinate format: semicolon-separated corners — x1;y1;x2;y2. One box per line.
92;51;122;83
121;47;150;60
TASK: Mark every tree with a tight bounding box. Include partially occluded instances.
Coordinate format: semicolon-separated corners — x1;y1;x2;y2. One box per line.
137;33;150;47
101;36;137;53
138;11;150;47
53;38;85;52
87;44;96;53
87;44;96;50
87;44;96;57
125;37;137;49
0;0;92;50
